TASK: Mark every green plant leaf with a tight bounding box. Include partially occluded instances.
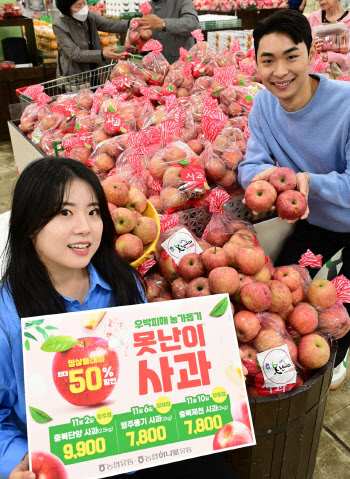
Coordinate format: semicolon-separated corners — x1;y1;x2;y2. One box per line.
24;332;37;340
44;326;58;330
29;406;53;423
25;340;30;351
41;336;81;352
209;297;229;317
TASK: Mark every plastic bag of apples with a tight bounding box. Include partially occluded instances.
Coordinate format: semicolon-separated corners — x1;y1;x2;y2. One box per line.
141;40;170;86
124;2;153;53
147;139;211;215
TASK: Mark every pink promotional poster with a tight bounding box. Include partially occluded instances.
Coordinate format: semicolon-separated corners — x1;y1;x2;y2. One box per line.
22;294;255;478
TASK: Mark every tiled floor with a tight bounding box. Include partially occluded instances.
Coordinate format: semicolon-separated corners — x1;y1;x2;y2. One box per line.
0;140;349;478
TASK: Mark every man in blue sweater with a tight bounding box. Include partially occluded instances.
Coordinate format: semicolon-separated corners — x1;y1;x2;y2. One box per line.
238;9;350;388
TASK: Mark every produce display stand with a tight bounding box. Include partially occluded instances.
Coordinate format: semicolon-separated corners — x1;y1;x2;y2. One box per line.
0;16;44;141
225;344;337;479
8;120;45;173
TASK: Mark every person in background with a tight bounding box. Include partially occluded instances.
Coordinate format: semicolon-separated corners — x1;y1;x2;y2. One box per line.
53;0;128;79
1;157;146;479
138;0;200;64
238;9;350;390
302;0;350;73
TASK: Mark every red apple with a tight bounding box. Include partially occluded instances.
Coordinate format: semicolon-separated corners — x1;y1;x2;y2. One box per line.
185;277;211;297
125;188;147;214
111;207;136;234
239;343;261;375
202;247;228;271
244;180;277;213
234;311;260;342
235;245;266;275
232;274;256;303
116;233;143;261
208;266;240;295
276;190;307;220
213;421;253;449
267;280;293;313
178;253;205;281
132;217;158;245
269;167;297;193
31;451;68;479
273;266;302;292
288;302;318;335
307;279;337;309
253;265;272;283
318;304;350;339
254;329;285;352
171;277;189;299
52;337;119;406
297;333;330;369
241;282;272;312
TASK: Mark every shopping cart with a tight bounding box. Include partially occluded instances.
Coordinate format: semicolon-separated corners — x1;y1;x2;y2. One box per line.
16;62;117;105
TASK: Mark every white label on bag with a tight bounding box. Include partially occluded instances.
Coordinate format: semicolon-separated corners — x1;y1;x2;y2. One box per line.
161;228;203;265
257;344;297;389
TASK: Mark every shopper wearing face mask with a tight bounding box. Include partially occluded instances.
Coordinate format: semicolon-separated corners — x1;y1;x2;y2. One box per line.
53;0;129;80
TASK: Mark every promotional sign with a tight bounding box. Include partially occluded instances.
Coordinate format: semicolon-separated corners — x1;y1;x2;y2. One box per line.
22;294;255;479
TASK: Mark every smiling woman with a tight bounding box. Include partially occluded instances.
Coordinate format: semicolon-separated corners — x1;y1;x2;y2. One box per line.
0;157;146;479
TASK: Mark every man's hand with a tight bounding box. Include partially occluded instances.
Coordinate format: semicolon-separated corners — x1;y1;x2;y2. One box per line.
321;52;328;62
139;14;164;30
10;454;35;479
102;48;125;60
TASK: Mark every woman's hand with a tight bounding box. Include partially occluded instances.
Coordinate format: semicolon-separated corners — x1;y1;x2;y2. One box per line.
313;38;324;53
321;52;328;62
102;48;125;60
9;454;35;479
138;14;164;30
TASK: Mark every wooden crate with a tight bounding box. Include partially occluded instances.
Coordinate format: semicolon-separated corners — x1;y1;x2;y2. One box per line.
224;344;337;479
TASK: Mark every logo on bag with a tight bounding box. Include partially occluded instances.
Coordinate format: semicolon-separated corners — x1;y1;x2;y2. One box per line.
257;344;296;388
161;228;203;264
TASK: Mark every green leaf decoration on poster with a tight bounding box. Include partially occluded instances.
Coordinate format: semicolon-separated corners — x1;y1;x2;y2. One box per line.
25;319;44;328
25;340;30;351
36;326;49;340
29;406;53;423
44;326;58;330
24;332;37;341
41;336;81;352
209;297;228;317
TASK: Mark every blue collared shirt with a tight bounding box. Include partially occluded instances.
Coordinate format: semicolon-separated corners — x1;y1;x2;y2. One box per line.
0;264;145;478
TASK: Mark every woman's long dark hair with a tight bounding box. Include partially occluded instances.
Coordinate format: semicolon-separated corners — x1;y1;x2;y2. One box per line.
1;157;146;320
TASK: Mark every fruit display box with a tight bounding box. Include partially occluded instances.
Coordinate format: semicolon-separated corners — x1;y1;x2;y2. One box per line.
105;0;142;17
198;15;241;30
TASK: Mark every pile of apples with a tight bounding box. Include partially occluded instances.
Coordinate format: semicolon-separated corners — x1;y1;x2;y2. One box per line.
144;224;349;396
244;167;308;220
103;176;159;262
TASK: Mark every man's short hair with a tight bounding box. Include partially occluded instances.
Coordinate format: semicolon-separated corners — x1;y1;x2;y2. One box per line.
253;10;313;60
56;0;77;16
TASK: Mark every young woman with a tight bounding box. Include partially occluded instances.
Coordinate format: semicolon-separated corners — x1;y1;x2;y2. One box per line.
0;157;146;479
